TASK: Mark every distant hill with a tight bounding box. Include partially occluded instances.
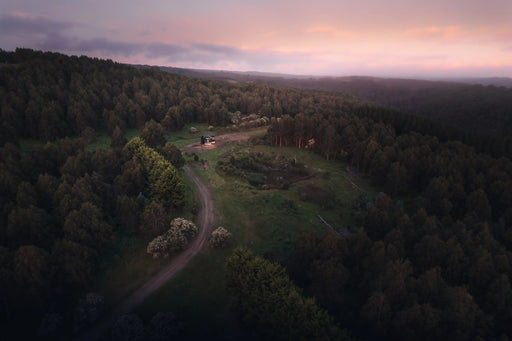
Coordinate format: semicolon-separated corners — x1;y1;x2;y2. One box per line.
441;77;512;88
133;64;316;80
144;65;512;138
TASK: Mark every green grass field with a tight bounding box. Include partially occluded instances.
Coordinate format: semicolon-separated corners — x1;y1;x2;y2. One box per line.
128;127;377;339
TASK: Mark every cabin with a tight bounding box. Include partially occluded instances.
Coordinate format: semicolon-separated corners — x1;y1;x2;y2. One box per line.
201;134;216;145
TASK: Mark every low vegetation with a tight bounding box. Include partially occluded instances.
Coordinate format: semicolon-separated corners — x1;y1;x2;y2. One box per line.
146;218;198;258
209;227;232;248
217;150;313;189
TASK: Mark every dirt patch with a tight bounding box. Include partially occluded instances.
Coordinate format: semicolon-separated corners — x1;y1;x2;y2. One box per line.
183;133;250;152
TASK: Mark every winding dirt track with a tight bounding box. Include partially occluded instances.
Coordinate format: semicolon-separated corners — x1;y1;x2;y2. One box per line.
76;165;215;340
76;133;253;340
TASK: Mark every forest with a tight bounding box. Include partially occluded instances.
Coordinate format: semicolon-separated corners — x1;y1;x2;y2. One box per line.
158;66;512;140
1;49;512;340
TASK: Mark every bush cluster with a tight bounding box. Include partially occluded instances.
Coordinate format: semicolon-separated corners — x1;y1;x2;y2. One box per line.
209;227;232;248
146;218;198;258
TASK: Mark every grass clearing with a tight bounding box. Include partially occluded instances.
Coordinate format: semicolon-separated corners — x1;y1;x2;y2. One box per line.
135;129;378;339
192;141;375;253
86;129;111;152
124;128;140;140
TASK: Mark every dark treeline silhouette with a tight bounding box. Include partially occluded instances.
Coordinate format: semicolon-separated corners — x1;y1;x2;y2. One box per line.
1;49;512;340
305;77;512;139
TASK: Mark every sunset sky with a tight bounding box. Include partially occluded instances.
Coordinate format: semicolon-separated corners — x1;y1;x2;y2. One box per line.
1;0;512;77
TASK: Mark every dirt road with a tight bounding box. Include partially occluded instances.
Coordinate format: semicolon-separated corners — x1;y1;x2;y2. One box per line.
76;133;254;340
76;165;216;340
113;165;215;311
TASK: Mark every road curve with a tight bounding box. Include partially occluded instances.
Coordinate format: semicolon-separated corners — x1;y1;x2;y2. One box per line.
76;165;215;340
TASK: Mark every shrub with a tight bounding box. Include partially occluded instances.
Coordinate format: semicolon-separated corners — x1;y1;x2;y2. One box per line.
146;218;198;258
209;227;232;248
165;226;188;253
146;235;169;259
170;218;198;241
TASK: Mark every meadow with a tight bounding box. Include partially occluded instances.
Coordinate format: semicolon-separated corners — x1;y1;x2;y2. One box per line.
90;125;377;338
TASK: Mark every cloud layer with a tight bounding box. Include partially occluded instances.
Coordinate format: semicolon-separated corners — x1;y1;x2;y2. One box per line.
1;0;511;77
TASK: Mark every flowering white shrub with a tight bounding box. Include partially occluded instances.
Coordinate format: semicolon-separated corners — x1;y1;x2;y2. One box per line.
209;227;232;248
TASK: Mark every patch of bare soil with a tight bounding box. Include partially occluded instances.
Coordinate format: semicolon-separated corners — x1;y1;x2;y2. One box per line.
184;133;250;151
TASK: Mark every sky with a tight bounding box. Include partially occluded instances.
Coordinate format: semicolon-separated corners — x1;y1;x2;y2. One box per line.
1;0;512;78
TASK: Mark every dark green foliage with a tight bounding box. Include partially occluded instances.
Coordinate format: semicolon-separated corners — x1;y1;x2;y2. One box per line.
139;201;168;238
115;195;140;234
110;126;127;149
109;311;183;341
63;202;113;251
158;142;185;168
51;239;95;288
298;184;336;209
265;99;512;340
0;136;144;339
226;248;349;341
72;293;108;333
140;119;166;148
126;137;185;208
196;72;512;140
110;314;147;341
13;245;52;308
114;156;145;197
217;151;312;189
7;205;55;248
245;172;266;186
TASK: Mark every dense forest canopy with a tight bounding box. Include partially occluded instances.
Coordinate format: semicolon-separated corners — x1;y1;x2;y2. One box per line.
1;49;512;340
157;65;512;139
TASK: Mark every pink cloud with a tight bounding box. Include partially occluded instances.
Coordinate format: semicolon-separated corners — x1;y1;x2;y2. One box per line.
303;26;352;39
495;25;512;41
405;26;467;40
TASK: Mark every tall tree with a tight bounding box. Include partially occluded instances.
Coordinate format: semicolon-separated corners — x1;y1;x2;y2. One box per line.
139;201;167;238
141;119;166;149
